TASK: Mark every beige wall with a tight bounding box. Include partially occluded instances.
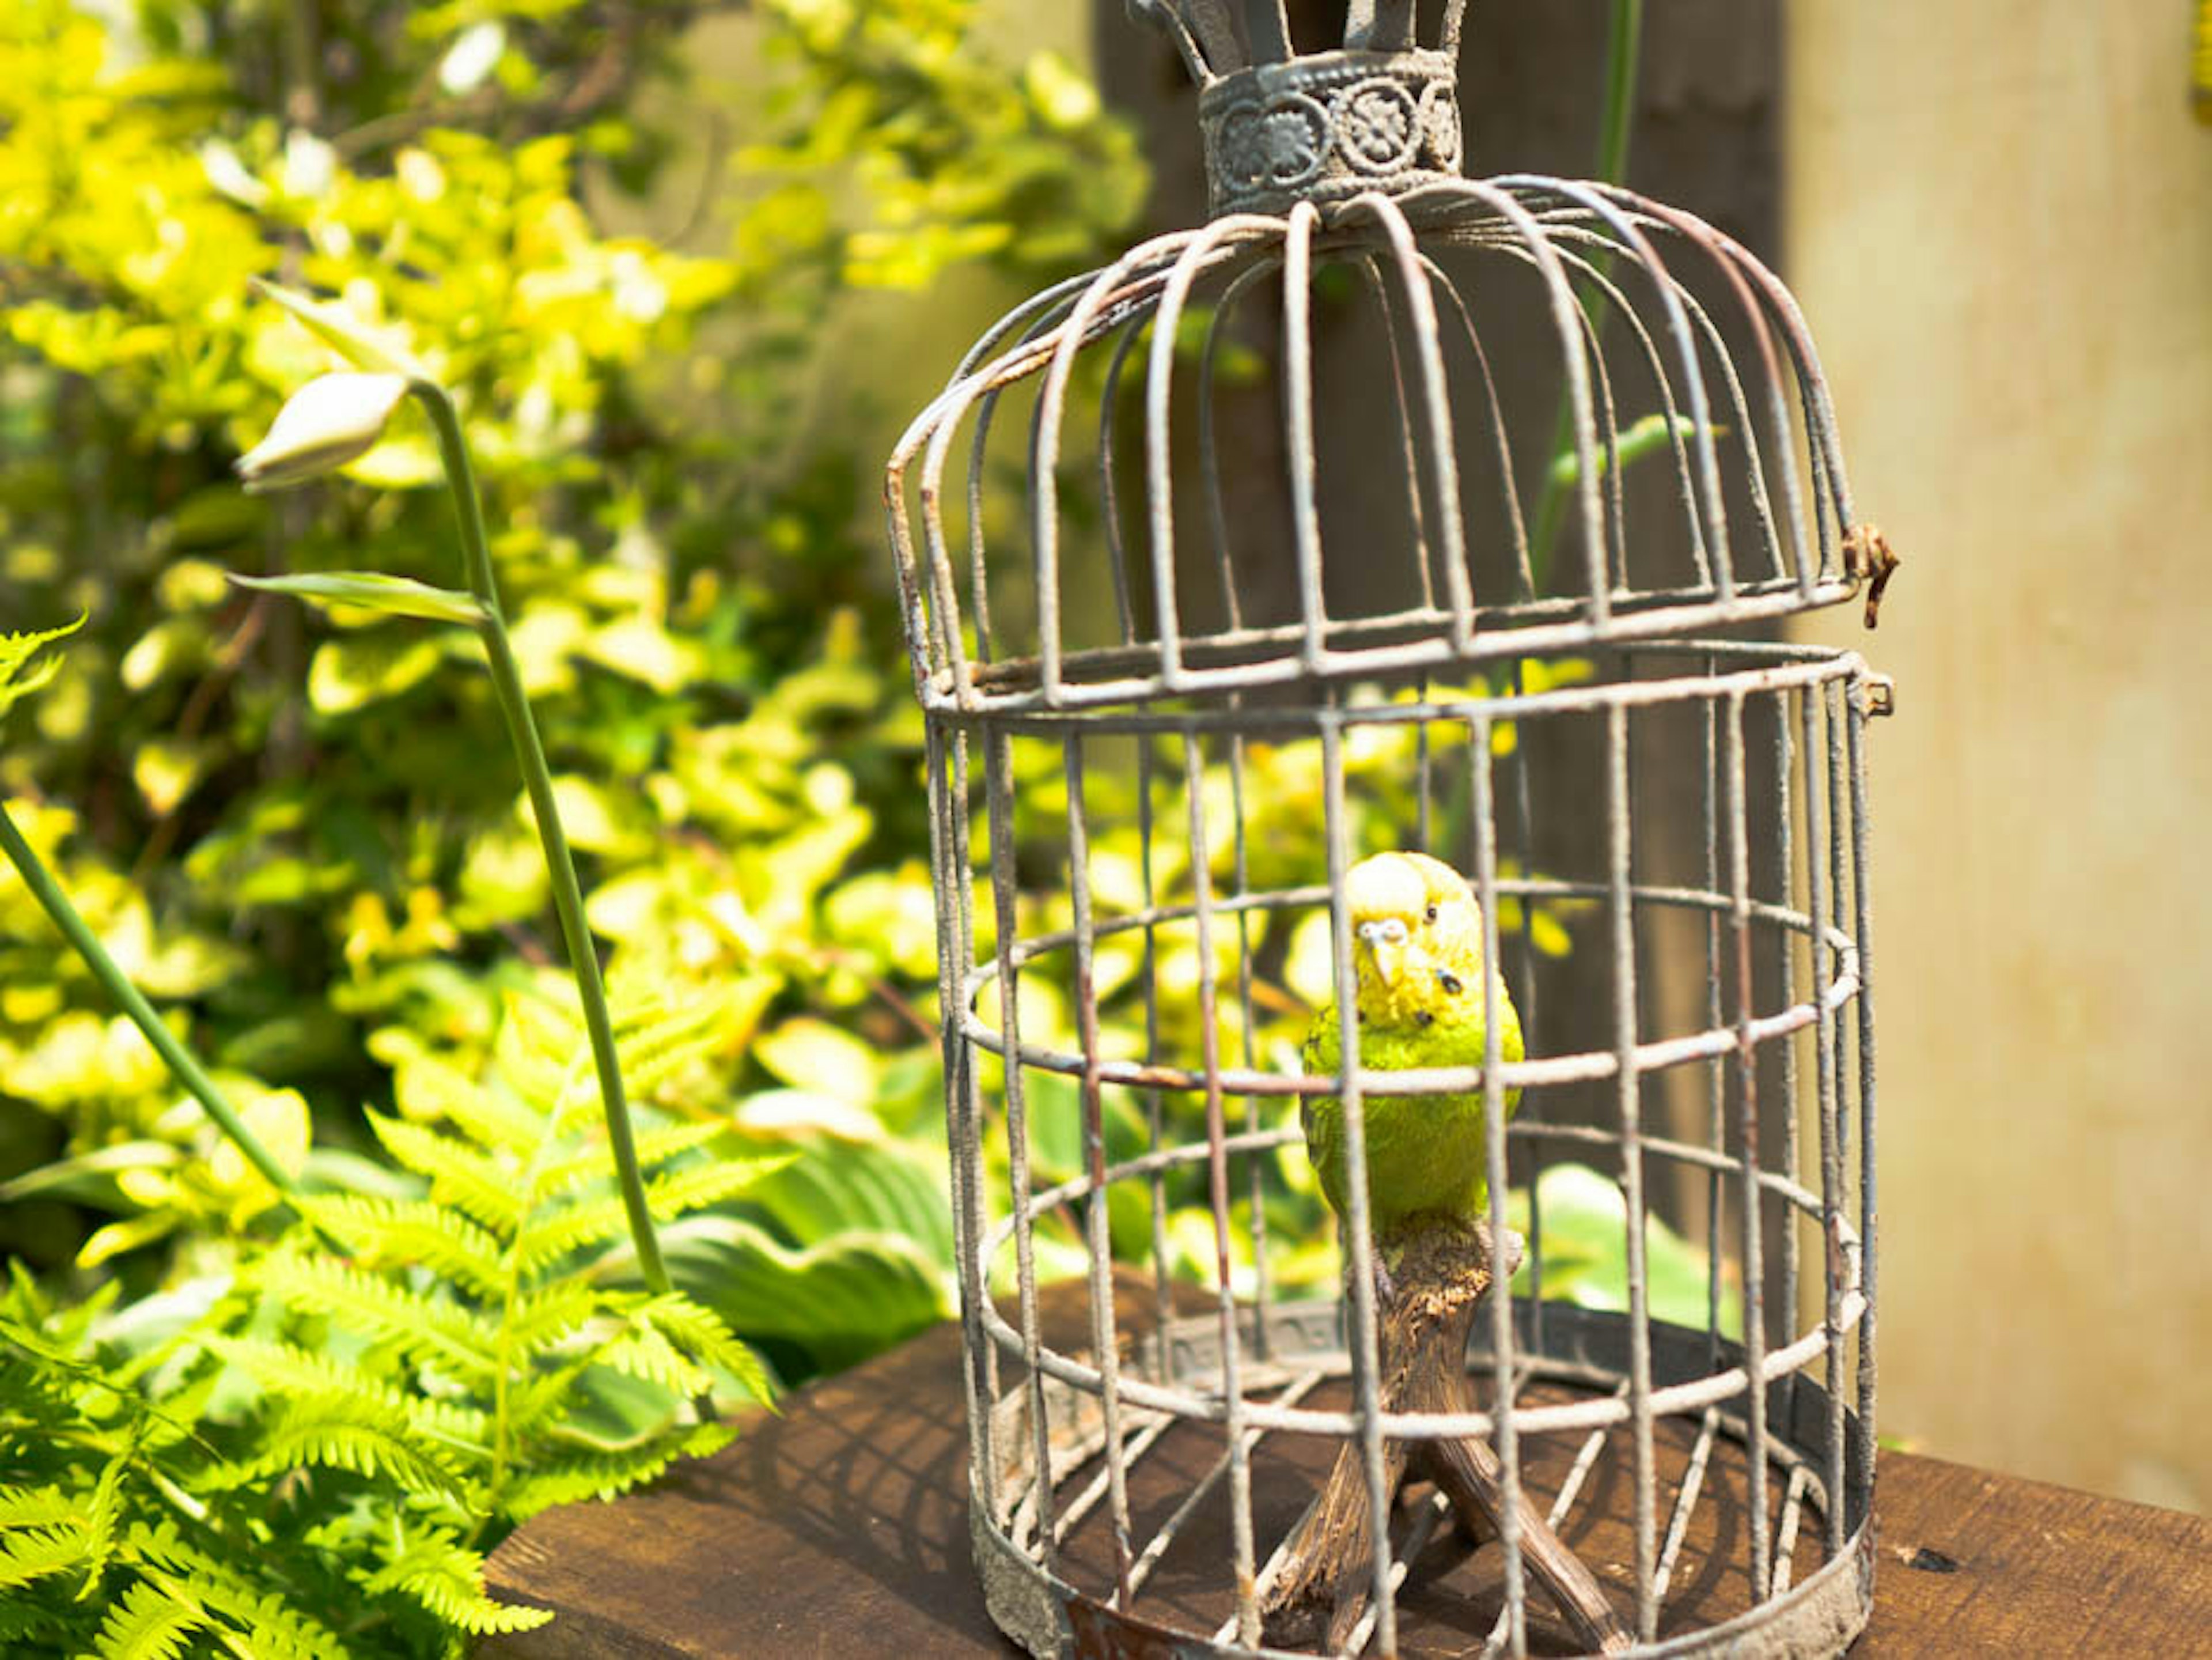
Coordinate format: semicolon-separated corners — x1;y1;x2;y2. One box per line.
1786;2;2212;1507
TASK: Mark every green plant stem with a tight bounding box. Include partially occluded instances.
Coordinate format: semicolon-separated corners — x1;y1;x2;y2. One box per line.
0;800;298;1200
412;382;672;1303
1526;0;1645;588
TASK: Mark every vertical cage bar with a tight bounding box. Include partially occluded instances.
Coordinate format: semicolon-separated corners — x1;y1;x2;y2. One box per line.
1501;665;1545;1348
1849;672;1881;1528
1320;713;1399;1654
1225;728;1273;1357
1801;681;1846;1558
1471;713;1529;1658
928;728;995;1520
1096;316;1152;646
1700;659;1725;1368
1605;698;1659;1640
1356;257;1438;613
1724;689;1774;1596
1770;691;1801;1424
1138;733;1174;1383
1422;257;1536;601
1283;203;1329;670
1184;733;1261;1644
1365;198;1476;645
1065;733;1137;1605
984;728;1058;1563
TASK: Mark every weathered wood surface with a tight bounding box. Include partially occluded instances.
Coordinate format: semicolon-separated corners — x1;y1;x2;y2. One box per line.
482;1277;2212;1657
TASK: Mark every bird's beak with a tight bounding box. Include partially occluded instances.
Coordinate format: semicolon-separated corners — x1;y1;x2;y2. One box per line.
1357;919;1407;987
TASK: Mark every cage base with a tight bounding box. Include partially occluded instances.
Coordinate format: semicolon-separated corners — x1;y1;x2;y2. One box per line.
974;1301;1872;1659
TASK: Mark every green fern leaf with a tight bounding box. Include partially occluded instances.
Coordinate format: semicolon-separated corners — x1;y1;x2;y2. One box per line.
78;1445;133;1596
630;1296;777;1408
0;614;84;721
364;1114;525;1233
249;1252;499;1379
607;997;732;1103
515;1154;793;1277
300;1194;506;1297
509;1191;635;1274
381;1037;547;1157
647;1157;793;1218
0;1522;88;1591
499;1420;734;1522
362;1530;553;1635
493;990;589;1114
0;1485;86;1531
201;1416;466;1501
124;1523;349;1660
537;1118;727;1193
196;1336;491;1455
92;1576;207;1660
591;1319;711;1399
500;1279;599;1359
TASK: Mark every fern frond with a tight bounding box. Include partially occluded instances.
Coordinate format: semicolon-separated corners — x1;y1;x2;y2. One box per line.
387;1042;547;1157
629;1296;777;1407
500;1280;600;1359
646;1157;793;1219
249;1253;498;1379
0;613;83;718
0;1522;88;1591
509;1192;634;1274
301;1194;506;1297
516;1154;793;1276
592;1321;711;1399
363;1530;553;1635
365;1113;527;1234
537;1118;727;1193
196;1336;491;1454
92;1576;208;1660
500;1420;734;1523
124;1522;349;1660
0;1485;87;1531
493;990;588;1114
202;1416;465;1502
608;998;732;1104
79;1445;132;1595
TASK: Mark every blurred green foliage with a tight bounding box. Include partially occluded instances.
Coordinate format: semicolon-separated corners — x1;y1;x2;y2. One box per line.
0;0;1141;1265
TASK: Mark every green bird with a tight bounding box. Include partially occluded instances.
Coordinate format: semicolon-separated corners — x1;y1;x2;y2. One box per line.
1301;850;1525;1246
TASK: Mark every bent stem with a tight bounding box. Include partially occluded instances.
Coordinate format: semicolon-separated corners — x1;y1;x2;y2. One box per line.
412;381;673;1304
1526;0;1646;588
0;799;299;1201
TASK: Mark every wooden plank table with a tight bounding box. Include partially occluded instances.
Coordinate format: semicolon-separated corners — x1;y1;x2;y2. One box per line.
484;1287;2211;1657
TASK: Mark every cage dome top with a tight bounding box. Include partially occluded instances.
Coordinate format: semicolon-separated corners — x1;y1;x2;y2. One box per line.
1130;0;1469;217
885;3;1896;719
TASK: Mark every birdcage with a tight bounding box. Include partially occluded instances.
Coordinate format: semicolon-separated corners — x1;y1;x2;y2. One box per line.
885;3;1893;1655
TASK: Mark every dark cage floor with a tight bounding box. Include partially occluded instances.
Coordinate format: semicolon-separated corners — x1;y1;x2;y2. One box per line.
985;1293;1865;1658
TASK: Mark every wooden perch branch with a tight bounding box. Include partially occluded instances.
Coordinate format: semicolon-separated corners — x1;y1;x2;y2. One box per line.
1257;1221;1634;1654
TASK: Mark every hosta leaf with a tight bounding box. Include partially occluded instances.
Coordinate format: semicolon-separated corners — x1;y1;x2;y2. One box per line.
230;571;486;627
658;1217;952;1374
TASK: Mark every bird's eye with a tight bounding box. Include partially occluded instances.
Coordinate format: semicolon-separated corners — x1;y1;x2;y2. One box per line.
1439;971;1463;996
1423;903;1438;924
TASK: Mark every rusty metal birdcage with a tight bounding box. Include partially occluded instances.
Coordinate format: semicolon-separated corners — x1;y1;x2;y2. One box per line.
886;3;1893;1654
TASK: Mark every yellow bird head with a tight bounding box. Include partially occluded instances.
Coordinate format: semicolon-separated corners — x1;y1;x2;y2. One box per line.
1342;850;1486;1022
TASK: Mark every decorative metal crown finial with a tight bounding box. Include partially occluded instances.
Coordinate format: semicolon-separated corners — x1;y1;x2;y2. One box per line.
1131;0;1469;215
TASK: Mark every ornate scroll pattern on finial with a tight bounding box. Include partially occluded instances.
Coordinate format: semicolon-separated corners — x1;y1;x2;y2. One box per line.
1200;52;1463;217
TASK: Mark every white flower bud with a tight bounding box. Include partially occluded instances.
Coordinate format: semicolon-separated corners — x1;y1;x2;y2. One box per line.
234;372;410;493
